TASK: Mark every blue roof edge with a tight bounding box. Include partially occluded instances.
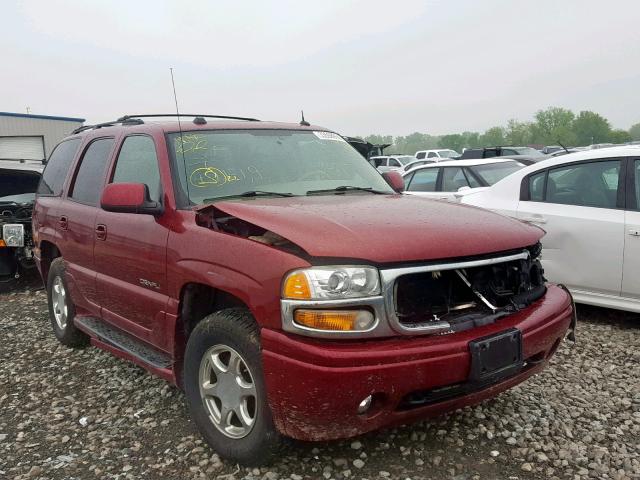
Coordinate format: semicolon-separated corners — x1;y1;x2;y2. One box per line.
0;111;85;123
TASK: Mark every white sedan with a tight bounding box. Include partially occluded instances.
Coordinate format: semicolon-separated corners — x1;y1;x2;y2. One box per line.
461;146;640;313
402;158;525;201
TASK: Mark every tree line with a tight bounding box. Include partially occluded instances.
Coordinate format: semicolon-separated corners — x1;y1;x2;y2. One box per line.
364;107;640;155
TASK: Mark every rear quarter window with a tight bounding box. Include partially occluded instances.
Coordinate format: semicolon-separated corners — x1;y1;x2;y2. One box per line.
69;138;115;205
37;139;81;196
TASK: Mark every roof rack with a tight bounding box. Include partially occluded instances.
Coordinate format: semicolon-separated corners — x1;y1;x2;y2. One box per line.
118;114;260;122
71;113;260;135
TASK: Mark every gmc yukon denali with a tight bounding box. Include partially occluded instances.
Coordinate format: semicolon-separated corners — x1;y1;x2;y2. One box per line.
33;114;575;465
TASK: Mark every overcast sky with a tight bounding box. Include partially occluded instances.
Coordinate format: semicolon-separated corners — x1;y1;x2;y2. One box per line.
2;0;639;136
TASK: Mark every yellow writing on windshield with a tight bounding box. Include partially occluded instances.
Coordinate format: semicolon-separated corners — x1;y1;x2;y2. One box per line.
189;167;240;188
175;134;208;155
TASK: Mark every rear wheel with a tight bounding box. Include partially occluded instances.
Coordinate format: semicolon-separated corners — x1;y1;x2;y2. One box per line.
184;308;281;465
47;258;88;348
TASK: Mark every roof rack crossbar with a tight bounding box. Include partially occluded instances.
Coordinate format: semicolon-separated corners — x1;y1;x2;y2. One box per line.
118;114;260;122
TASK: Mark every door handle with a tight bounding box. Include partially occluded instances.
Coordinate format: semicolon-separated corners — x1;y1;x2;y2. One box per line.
629;228;640;237
58;216;68;230
95;224;107;241
521;216;547;224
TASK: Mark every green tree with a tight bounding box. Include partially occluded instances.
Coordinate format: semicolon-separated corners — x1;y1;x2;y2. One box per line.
479;126;506;147
531;107;576;145
629;122;640;141
572;111;611;146
609;129;632;144
364;134;393;146
438;134;465;152
394;132;439;154
505;119;533;146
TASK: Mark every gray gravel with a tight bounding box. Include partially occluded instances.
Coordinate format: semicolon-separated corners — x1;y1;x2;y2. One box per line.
1;280;639;480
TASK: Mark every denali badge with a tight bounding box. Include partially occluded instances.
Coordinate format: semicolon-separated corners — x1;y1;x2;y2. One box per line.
139;278;160;290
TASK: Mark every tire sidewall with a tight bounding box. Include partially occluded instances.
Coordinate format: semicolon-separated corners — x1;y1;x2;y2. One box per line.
184;309;278;465
47;258;80;345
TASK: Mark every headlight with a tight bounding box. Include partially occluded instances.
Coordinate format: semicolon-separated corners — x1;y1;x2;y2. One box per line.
2;224;25;247
283;266;380;300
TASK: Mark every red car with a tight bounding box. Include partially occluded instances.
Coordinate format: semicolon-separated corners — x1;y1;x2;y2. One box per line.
33;114;575;465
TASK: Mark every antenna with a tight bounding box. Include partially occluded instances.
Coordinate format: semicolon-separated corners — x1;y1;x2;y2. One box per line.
300;110;310;127
558;140;570;154
170;68;190;201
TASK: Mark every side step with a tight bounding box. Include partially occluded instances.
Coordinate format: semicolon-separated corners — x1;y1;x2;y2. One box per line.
75;316;172;369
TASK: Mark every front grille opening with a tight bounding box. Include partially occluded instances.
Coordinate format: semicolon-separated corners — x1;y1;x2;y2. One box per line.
394;253;546;332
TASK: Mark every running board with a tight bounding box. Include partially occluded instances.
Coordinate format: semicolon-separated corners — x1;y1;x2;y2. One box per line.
75;316;172;369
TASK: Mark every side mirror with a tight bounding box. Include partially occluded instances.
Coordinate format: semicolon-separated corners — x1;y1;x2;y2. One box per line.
101;183;163;215
382;170;405;192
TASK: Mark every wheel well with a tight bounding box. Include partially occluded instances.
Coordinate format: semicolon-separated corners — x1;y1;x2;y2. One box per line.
40;241;61;280
174;283;249;387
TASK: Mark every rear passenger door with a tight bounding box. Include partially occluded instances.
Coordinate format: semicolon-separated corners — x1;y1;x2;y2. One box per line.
517;159;625;296
58;137;115;314
622;159;640;301
93;135;170;344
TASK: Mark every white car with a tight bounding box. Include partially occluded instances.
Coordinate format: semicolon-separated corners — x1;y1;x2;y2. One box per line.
461;146;640;313
414;149;460;160
370;155;415;173
402;158;525;201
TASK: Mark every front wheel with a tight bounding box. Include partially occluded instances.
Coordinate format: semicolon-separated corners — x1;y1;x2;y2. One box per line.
183;308;282;466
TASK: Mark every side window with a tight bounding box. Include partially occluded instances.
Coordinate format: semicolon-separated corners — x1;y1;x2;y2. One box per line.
528;171;546;202
463;169;482;188
427;152;437;158
70;138;115;205
635;160;640;208
502;149;518;155
111;136;161;201
403;172;414;189
416;152;426;160
441;167;469;191
389;158;401;167
546;160;620;208
407;168;438;192
37;139;81;195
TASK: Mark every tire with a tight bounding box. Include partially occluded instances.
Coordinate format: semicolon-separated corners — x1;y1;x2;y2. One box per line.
46;258;88;348
184;308;282;466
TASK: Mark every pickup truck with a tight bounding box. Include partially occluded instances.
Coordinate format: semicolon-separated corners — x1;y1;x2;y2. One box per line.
33;114;574;465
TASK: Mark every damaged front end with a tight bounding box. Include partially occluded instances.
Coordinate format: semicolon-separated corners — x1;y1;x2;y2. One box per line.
386;243;546;335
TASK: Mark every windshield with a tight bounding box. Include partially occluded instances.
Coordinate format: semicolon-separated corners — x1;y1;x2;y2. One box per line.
395;156;414;165
512;147;543;157
438;150;460;158
168;130;393;204
0;170;40;201
468;161;524;185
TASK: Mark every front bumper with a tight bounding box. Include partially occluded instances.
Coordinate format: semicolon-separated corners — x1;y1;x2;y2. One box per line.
262;284;572;441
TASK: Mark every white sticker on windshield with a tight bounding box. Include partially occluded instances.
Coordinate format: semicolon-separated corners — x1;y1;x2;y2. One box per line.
313;131;346;142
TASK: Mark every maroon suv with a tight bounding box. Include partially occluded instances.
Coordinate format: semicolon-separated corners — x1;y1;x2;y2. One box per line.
33;114;575;465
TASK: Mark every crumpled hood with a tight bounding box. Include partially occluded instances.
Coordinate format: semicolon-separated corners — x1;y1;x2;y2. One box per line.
208;194;542;264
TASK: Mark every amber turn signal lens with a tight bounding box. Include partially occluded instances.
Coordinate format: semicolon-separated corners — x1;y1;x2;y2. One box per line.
294;309;374;332
0;239;5;248
283;272;311;299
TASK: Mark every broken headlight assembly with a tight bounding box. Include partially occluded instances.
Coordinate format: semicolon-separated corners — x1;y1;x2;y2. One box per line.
2;224;25;247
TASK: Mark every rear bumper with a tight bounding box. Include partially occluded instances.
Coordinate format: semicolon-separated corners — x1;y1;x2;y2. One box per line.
261;284;572;441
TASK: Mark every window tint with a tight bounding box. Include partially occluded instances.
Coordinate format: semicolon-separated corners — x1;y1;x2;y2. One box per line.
388;158;401;167
416;152;426;159
546;160;620;208
464;169;482;188
528;171;546;201
407;168;438;192
70;138;114;205
112;136;161;201
37;139;81;195
635;160;640;208
441;167;469;191
427;152;437;158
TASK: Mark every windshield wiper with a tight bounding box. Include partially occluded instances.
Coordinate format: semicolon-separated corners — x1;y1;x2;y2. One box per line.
203;190;294;203
306;186;388;195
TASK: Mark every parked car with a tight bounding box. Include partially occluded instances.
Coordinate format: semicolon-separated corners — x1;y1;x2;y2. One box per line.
414;149;460;160
401;159;436;173
33;114;574;465
344;136;391;159
402;159;525;201
461;146;640;313
0;159;44;291
498;154;547;166
370;154;415;172
541;146;563;155
458;146;544;160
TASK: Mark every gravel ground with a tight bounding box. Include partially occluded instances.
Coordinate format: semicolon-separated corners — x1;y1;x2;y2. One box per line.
1;276;638;480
